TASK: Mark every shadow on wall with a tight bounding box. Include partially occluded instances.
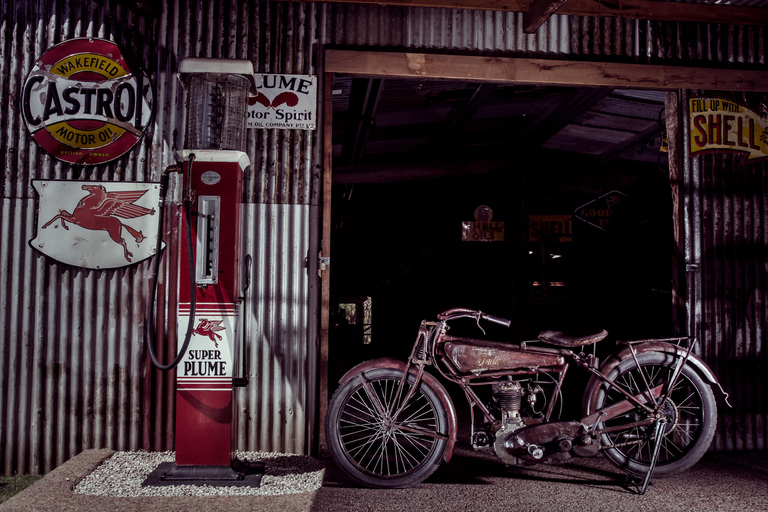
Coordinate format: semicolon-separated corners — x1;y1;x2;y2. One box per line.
701;241;768;416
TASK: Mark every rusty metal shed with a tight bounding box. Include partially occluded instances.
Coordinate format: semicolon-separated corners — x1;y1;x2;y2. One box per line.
0;0;767;475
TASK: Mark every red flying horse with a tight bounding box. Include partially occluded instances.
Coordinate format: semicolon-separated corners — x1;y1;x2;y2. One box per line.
42;184;155;262
193;319;225;348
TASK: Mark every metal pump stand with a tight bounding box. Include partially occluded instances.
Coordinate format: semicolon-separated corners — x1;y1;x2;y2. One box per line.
143;58;263;488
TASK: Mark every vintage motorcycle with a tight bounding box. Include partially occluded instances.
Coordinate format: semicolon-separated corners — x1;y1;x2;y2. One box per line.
325;308;728;494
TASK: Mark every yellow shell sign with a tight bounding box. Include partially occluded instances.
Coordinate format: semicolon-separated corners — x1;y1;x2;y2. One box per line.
689;97;768;164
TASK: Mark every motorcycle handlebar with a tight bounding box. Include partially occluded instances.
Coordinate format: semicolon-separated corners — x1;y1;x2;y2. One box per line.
437;308;512;328
482;313;512;328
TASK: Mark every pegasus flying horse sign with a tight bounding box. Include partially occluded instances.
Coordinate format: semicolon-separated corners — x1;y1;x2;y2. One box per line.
30;180;161;269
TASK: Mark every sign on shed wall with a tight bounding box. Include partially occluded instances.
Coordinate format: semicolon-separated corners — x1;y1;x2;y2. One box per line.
21;38;154;165
689;97;768;164
247;74;317;130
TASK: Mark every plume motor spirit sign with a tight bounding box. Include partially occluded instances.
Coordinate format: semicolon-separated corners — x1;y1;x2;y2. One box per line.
689;97;768;164
22;38;154;165
247;74;316;130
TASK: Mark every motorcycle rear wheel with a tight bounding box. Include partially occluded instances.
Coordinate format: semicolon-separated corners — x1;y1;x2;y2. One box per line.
325;367;449;488
587;352;717;477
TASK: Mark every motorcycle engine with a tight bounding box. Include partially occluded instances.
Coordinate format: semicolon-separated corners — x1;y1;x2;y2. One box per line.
482;379;596;465
490;380;540;465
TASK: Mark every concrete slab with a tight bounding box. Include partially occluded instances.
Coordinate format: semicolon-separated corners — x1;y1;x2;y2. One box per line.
2;445;766;512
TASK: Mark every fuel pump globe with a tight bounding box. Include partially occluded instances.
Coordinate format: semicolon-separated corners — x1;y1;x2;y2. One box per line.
180;58;256;152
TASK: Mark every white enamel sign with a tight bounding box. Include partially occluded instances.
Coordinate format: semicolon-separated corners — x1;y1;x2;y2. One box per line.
247;74;317;130
30;180;160;269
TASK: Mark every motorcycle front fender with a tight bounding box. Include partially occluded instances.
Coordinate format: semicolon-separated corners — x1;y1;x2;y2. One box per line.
338;357;458;463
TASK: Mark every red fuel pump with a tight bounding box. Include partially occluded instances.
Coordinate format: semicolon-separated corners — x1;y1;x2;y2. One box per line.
145;58;262;485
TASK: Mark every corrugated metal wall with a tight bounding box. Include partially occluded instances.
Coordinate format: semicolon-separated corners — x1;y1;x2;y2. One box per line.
1;0;766;474
658;16;767;450
239;204;320;453
0;0;323;475
1;0;160;476
677;90;768;451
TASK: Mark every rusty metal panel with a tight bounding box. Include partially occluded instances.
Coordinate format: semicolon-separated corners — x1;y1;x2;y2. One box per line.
641;19;766;65
237;204;320;454
0;0;164;476
663;16;767;452
677;90;768;452
323;4;570;54
246;0;322;206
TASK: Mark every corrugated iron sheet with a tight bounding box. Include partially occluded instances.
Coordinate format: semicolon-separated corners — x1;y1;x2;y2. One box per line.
666;13;767;450
238;204;320;454
1;0;766;475
678;90;768;451
1;0;160;476
323;5;571;53
0;0;323;475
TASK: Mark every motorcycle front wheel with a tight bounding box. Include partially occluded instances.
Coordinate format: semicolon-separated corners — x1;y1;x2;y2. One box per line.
325;367;449;488
586;352;717;477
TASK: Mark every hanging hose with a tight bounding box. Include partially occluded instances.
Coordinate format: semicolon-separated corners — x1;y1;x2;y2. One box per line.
146;154;198;371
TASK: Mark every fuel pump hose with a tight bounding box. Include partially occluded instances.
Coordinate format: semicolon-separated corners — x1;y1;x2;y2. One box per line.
145;155;198;371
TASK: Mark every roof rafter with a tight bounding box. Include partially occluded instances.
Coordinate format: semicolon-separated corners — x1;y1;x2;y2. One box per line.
340;78;385;167
524;0;569;34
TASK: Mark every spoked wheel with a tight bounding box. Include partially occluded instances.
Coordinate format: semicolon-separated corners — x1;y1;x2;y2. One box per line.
587;352;717;477
325;367;449;488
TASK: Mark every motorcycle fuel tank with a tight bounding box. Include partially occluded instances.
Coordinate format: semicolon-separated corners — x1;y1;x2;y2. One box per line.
443;338;565;375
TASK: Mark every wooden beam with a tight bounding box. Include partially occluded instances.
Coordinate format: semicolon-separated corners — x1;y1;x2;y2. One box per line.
326;50;768;92
524;0;569;34
286;0;768;27
318;72;335;457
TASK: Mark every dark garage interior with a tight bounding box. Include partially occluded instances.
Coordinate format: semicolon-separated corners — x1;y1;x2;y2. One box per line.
328;77;677;379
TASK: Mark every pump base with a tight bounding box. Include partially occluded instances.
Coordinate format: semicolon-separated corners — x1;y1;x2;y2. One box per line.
142;459;265;487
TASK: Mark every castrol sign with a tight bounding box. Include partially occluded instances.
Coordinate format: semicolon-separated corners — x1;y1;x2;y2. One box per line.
22;38;154;165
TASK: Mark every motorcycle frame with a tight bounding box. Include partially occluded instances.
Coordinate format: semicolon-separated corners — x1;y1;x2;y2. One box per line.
332;308;728;494
397;312;697;450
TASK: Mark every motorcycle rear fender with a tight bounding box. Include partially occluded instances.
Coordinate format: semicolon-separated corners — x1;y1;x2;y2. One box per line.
583;341;727;415
603;342;720;386
339;357;458;463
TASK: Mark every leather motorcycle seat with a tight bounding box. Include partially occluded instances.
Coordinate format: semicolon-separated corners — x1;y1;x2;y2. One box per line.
537;329;608;347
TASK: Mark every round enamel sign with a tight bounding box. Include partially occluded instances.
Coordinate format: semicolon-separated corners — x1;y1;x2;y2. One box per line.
22;38;154;165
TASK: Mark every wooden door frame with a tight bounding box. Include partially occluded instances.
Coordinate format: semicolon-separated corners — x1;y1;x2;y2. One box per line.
317;49;768;454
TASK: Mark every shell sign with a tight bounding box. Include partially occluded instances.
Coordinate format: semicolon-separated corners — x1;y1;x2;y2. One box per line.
21;38;154;165
689;97;768;164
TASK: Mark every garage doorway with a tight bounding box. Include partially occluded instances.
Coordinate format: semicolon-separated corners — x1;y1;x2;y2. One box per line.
317;50;765;451
329;75;672;367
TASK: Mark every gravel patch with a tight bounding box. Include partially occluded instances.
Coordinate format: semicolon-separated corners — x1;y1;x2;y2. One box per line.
74;451;324;497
